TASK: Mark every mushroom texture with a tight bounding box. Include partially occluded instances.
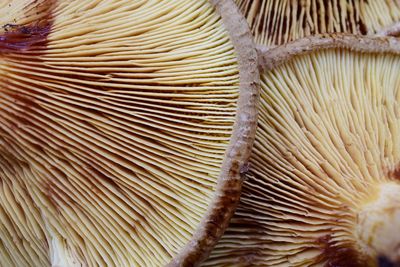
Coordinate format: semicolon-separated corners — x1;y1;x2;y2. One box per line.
377;22;400;37
235;0;400;46
204;35;400;266
0;0;258;266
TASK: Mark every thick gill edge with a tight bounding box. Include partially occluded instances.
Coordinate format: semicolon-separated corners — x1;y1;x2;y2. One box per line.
259;34;400;71
167;0;259;266
203;41;400;266
0;0;245;266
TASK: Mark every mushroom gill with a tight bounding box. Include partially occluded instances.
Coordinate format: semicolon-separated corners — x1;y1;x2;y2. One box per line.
203;35;400;266
235;0;400;46
0;0;258;266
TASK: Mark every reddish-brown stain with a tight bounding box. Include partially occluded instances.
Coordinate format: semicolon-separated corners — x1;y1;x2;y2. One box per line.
390;166;400;181
0;23;51;51
0;0;56;145
0;0;55;53
316;234;367;267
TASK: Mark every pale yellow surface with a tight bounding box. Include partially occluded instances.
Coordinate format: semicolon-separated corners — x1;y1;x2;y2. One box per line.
205;50;400;266
0;0;239;266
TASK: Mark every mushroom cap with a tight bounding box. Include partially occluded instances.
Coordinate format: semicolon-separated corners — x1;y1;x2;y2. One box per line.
235;0;400;46
203;34;400;266
0;0;258;266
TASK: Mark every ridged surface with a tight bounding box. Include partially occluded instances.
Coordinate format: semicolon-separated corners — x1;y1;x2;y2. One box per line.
0;0;241;266
235;0;400;46
168;0;259;265
204;40;400;266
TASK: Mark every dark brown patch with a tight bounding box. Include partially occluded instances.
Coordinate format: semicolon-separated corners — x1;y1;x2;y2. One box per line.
316;234;367;267
389;166;400;181
0;0;56;53
0;0;57;132
0;23;51;51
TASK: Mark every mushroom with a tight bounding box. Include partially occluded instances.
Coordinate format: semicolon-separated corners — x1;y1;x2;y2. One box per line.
376;22;400;37
0;0;258;266
203;34;400;266
235;0;400;46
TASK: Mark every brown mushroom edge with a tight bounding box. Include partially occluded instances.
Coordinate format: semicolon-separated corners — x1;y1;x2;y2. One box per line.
167;0;259;266
258;33;400;72
261;34;400;266
206;33;400;266
0;0;258;266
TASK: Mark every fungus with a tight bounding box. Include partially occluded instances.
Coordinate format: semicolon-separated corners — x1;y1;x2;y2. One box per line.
376;22;400;37
235;0;400;46
0;0;258;266
204;34;400;266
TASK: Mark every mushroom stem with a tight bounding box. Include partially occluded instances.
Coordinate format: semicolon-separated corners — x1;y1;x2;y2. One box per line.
356;182;400;264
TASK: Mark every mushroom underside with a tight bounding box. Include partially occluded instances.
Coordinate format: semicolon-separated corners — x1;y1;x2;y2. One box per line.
0;0;257;266
236;0;400;46
204;45;400;266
